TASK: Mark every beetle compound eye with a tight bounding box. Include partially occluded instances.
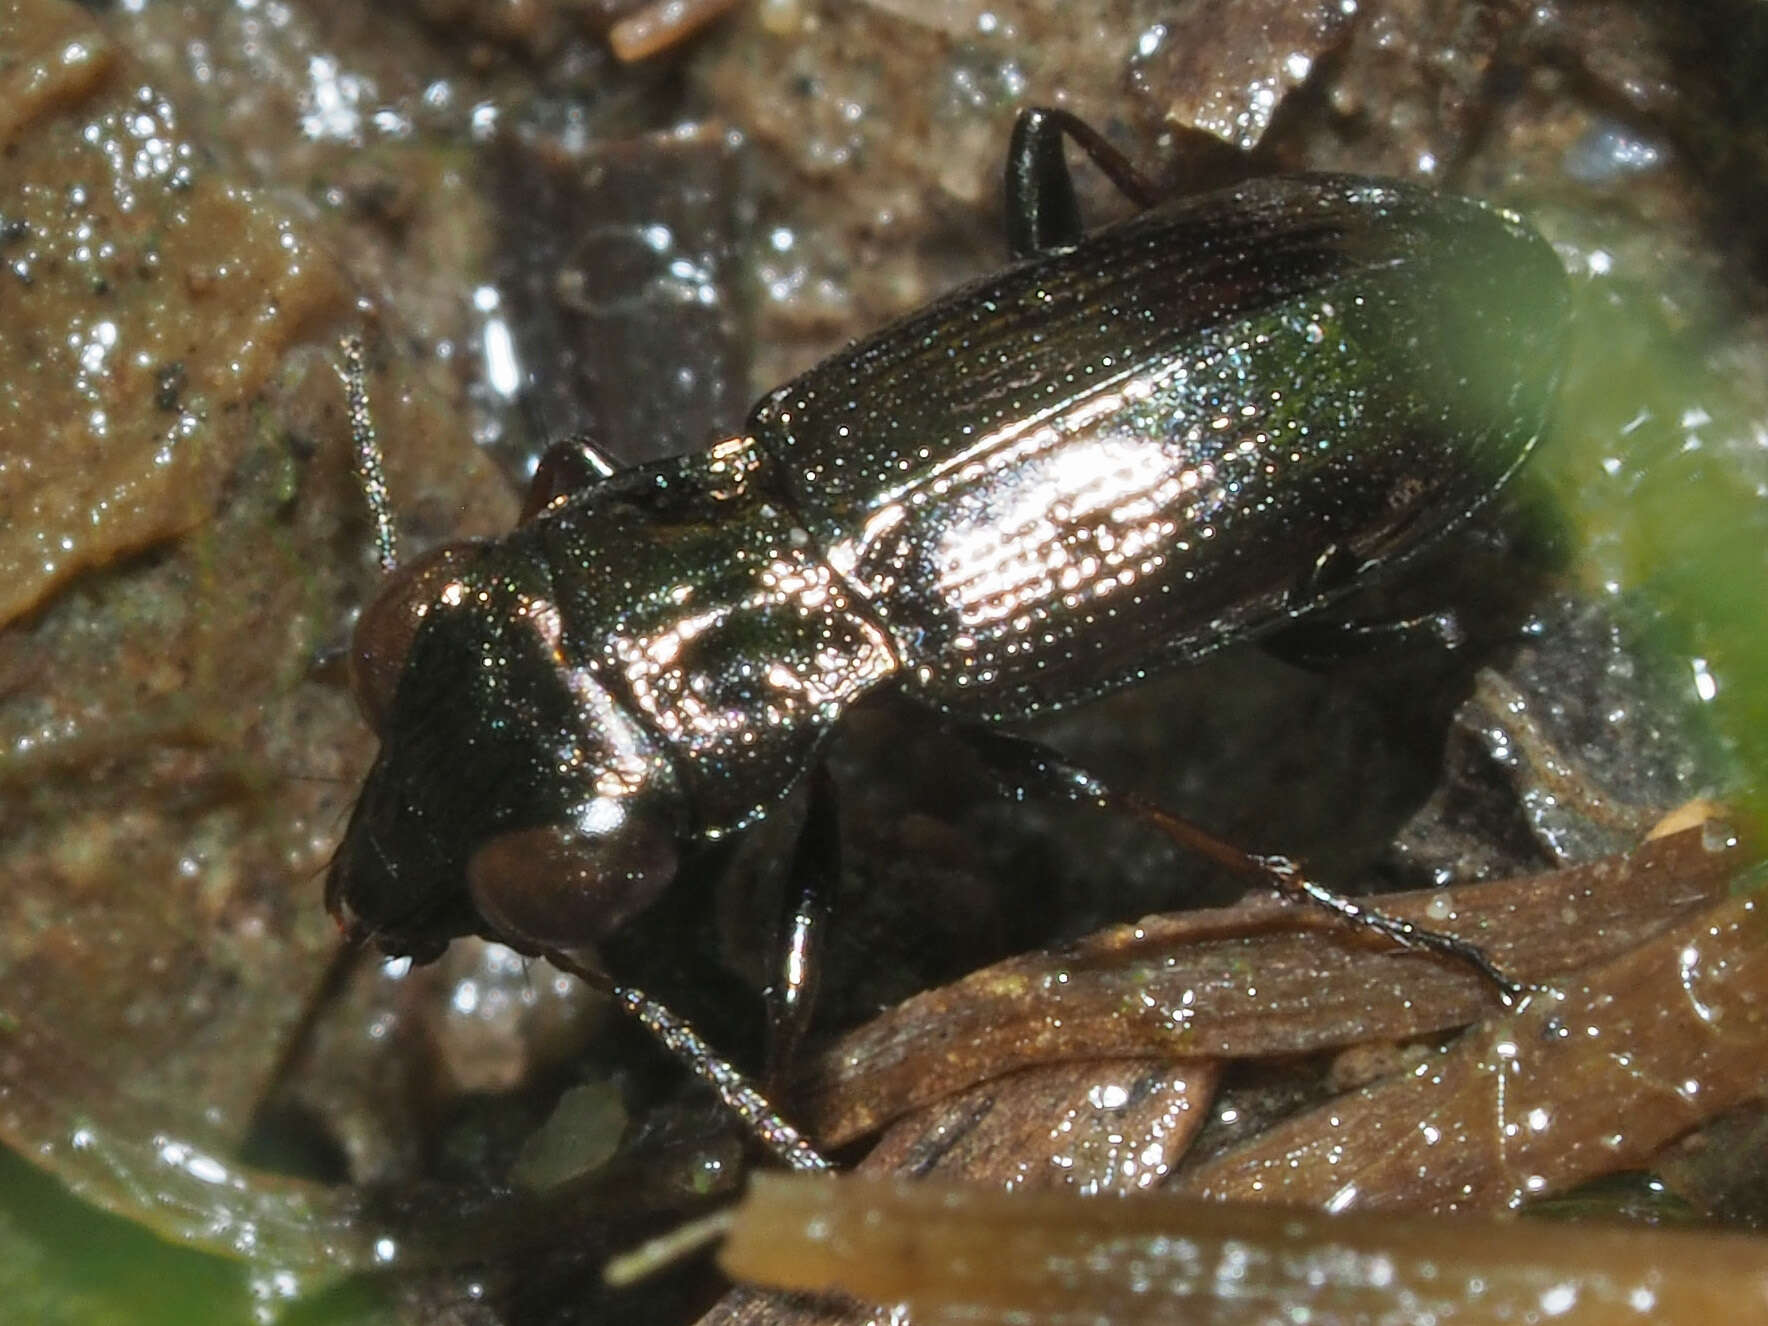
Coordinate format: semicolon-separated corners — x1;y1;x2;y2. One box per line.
465;813;681;952
350;543;480;733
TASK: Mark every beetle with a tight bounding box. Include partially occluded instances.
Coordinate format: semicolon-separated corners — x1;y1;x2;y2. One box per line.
328;108;1569;1165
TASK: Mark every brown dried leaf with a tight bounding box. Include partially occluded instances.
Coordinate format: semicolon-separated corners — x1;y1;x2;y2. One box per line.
700;1058;1223;1324
796;826;1747;1145
863;1059;1221;1192
1181;886;1768;1210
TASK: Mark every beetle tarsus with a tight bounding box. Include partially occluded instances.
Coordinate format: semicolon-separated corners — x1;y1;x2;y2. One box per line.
1252;853;1530;1003
545;947;832;1172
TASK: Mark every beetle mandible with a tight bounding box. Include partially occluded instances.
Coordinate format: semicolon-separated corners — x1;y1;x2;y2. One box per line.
328;108;1570;1163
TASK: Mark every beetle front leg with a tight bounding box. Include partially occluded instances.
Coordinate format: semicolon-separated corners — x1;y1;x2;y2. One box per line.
764;765;838;1092
955;725;1526;1003
520;432;621;521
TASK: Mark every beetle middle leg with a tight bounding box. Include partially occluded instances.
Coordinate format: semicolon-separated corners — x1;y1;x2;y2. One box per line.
1261;609;1471;672
1005;105;1252;259
956;725;1527;1002
1005;107;1160;259
1260;541;1473;668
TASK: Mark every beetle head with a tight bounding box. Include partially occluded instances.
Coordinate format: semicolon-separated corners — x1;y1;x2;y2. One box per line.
327;540;689;962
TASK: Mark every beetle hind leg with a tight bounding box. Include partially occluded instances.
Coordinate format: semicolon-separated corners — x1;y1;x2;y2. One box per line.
956;725;1528;1003
1005;107;1162;259
1004;106;1254;260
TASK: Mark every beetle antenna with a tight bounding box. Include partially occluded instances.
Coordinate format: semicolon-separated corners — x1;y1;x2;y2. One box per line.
544;948;832;1173
339;335;400;575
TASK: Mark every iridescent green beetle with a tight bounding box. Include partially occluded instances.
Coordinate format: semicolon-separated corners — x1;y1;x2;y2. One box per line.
329;108;1568;1164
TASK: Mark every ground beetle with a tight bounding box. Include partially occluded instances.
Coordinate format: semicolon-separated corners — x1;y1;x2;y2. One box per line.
329;109;1570;1169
